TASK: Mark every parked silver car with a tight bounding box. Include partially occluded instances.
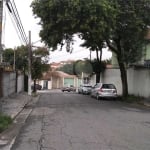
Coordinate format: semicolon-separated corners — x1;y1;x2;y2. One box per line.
61;85;76;92
78;84;92;95
91;83;117;100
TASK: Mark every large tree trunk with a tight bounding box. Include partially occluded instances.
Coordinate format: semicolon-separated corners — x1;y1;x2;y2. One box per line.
96;72;100;83
96;49;102;83
117;55;128;97
33;79;36;93
106;39;128;97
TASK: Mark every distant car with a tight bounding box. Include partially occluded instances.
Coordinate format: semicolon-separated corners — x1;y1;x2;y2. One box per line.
78;84;92;95
91;83;117;100
61;85;76;92
31;84;42;90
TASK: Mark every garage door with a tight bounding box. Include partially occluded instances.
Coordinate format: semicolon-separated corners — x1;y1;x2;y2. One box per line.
64;78;74;86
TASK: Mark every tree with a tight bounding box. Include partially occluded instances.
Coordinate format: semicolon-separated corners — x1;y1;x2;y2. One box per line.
3;48;14;66
32;47;50;92
31;0;150;97
80;36;105;82
91;59;106;83
74;60;93;77
31;0;116;48
31;0;116;81
57;63;74;75
3;45;50;92
106;0;150;97
15;45;28;72
3;46;28;71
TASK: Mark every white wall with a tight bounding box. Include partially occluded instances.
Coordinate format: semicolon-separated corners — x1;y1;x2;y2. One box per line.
101;69;122;95
101;68;150;98
128;68;150;98
2;72;16;97
90;75;96;86
2;72;24;97
48;81;52;89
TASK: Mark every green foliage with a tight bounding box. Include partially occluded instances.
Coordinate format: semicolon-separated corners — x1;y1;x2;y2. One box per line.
3;48;14;65
107;0;150;65
91;59;106;74
32;48;50;80
0;113;12;133
74;60;93;76
119;95;144;106
32;58;49;80
3;46;28;71
31;0;116;49
15;45;28;71
3;45;50;80
57;63;74;75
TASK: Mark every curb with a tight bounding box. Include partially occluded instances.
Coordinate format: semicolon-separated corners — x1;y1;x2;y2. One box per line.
143;102;150;108
0;95;33;149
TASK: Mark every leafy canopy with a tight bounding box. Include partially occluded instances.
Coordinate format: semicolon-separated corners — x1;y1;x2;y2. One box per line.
31;0;117;50
3;46;50;80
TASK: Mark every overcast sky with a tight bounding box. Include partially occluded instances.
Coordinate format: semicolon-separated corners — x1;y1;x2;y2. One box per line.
3;0;112;62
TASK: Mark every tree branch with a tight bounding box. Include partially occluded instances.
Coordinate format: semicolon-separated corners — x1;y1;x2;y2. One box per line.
106;40;118;54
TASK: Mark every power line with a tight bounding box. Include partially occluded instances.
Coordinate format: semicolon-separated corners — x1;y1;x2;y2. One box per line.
6;4;24;45
11;0;28;44
5;0;28;45
8;0;28;44
2;4;6;47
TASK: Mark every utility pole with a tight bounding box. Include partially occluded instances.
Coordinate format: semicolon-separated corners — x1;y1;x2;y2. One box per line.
0;0;3;63
13;49;15;70
28;31;32;95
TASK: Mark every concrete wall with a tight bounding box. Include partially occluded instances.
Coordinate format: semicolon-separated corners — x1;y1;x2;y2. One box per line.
1;71;24;97
52;76;63;89
128;68;150;98
101;68;150;98
2;72;16;97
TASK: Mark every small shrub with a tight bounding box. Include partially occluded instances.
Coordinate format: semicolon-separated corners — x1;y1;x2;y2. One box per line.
0;113;13;133
120;95;144;104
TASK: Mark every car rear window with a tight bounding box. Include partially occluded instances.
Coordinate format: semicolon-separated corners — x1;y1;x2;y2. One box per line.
83;86;92;88
102;84;116;89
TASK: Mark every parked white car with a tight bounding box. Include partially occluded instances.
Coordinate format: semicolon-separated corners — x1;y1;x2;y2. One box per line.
78;84;92;95
61;85;76;92
91;83;117;100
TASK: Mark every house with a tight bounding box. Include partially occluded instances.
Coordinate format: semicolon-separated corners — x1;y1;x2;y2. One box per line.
39;71;79;90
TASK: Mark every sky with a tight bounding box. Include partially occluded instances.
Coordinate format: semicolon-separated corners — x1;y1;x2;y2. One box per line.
3;0;112;63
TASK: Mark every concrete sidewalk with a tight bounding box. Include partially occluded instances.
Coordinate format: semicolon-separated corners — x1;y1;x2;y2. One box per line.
0;93;31;119
0;92;35;150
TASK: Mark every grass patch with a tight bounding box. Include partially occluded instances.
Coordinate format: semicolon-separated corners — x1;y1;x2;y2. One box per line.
0;113;13;133
118;95;144;105
32;92;39;97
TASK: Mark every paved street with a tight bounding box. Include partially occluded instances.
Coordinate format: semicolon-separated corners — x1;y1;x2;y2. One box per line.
11;90;150;150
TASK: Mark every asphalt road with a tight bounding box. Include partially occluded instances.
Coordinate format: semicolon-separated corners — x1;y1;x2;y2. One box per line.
11;90;150;150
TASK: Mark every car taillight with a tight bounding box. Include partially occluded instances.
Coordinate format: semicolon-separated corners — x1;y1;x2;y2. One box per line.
98;88;103;92
113;90;117;93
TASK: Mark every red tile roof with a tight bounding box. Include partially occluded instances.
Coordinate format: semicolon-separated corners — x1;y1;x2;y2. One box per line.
41;71;77;80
